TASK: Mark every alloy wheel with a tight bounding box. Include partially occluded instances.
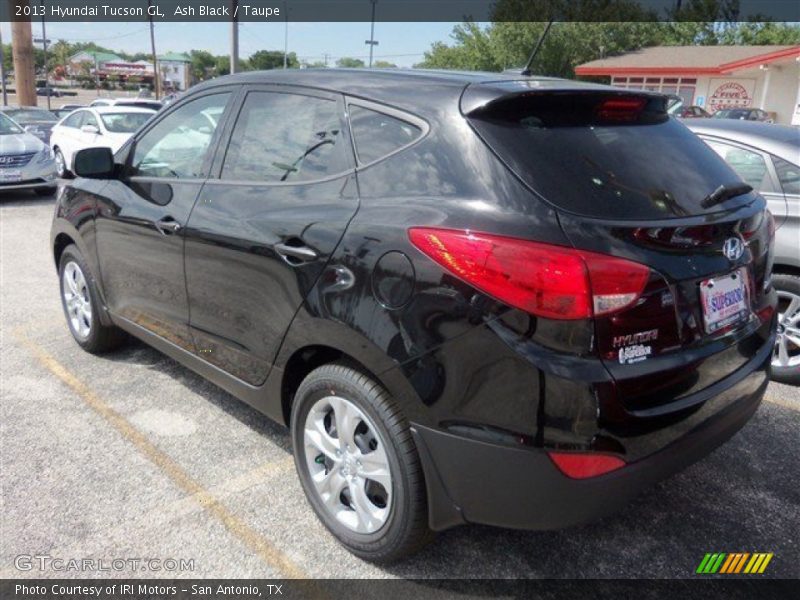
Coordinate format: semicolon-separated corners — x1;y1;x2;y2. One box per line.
55;150;66;177
773;290;800;370
62;261;92;340
303;395;392;534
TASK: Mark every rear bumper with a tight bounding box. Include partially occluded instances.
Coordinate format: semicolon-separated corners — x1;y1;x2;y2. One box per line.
412;335;771;531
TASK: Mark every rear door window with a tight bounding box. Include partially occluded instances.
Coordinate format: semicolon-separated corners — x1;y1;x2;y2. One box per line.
222;91;348;183
349;105;422;165
772;156;800;196
467;93;751;220
705;140;772;191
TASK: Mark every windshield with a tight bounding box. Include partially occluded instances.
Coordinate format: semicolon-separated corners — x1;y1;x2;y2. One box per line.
5;109;58;123
0;113;23;134
100;112;153;133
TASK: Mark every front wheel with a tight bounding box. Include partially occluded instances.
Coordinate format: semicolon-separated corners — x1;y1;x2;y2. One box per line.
54;147;70;178
771;273;800;385
59;244;125;353
291;363;433;563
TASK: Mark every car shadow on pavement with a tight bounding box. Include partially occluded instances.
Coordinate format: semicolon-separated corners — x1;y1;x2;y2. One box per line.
99;336;292;452
0;193;56;207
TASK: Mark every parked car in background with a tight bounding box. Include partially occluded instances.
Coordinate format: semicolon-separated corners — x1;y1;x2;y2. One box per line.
0;111;57;196
53;105;86;119
687;119;800;384
713;108;773;123
0;106;60;143
89;98;163;112
50;106;156;177
36;87;63;97
51;70;777;562
675;105;711;118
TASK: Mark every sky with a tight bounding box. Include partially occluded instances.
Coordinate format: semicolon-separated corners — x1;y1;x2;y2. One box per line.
0;21;463;67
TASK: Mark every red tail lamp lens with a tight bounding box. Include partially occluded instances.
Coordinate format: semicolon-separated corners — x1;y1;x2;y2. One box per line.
548;452;626;479
408;228;650;320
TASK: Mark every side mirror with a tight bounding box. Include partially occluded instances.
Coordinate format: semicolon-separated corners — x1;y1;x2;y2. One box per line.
73;147;115;179
81;124;100;135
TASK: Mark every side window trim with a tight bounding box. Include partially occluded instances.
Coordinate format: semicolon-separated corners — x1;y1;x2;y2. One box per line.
344;97;429;168
208;84;354;186
124;86;240;182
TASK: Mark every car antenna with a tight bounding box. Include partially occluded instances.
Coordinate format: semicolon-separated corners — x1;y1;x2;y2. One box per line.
521;20;554;76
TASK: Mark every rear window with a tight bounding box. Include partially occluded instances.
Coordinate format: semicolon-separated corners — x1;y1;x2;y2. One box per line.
468;93;751;220
349;105;422;165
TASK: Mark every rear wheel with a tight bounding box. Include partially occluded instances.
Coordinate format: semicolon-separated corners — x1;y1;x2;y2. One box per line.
59;244;125;353
771;273;800;385
291;362;432;563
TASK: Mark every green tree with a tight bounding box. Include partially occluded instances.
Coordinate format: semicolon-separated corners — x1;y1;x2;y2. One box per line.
248;50;299;70
336;57;365;68
215;55;230;76
373;60;397;68
190;49;217;80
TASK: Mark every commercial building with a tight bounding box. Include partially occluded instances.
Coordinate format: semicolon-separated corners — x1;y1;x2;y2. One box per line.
576;45;800;125
68;50;155;87
157;52;192;91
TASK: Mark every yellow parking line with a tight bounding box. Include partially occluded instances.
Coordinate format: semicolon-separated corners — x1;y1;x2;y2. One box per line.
15;332;309;579
763;395;800;412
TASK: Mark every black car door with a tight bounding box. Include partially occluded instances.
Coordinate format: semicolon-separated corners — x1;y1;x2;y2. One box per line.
183;85;359;385
94;88;237;351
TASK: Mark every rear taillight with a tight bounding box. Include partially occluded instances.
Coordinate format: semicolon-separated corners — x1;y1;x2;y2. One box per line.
408;228;650;320
548;452;626;479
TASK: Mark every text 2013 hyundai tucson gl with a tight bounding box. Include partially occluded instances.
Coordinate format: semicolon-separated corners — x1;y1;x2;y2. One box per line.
51;70;777;563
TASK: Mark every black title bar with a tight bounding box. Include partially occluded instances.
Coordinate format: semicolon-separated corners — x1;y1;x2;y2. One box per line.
2;0;799;22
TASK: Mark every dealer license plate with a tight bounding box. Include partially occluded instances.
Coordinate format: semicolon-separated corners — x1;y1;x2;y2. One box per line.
700;268;750;334
0;169;22;183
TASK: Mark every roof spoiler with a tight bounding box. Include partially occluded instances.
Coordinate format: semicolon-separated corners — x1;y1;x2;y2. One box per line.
460;82;668;117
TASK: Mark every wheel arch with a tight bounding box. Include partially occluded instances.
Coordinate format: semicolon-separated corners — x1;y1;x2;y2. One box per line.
271;314;422;428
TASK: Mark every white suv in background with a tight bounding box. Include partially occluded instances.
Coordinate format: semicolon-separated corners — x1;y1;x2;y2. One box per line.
50;106;156;177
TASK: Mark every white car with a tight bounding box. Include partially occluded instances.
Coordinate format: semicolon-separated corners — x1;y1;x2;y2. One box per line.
0;111;57;196
89;97;163;112
50;106;155;177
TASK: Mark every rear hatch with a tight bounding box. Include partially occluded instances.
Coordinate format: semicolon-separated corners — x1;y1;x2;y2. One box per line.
463;83;776;417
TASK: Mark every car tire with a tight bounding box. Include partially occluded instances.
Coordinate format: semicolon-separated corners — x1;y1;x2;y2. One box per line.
58;244;125;354
771;273;800;385
291;362;433;563
34;186;57;197
54;147;70;178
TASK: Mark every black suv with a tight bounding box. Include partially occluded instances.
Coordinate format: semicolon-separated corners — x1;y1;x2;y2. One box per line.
51;70;777;562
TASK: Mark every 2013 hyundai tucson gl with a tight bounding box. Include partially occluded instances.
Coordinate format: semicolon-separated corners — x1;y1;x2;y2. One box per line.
51;69;777;563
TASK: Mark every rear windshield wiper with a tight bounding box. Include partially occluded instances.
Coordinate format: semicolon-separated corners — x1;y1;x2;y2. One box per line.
701;183;753;209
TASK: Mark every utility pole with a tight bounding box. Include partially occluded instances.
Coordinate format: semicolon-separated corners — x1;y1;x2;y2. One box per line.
11;14;37;106
323;53;329;67
365;0;378;68
94;53;99;96
230;0;239;74
0;27;8;106
38;0;50;109
148;0;159;98
283;1;288;69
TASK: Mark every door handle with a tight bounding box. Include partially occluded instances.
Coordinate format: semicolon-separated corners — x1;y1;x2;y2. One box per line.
274;241;318;264
155;217;182;235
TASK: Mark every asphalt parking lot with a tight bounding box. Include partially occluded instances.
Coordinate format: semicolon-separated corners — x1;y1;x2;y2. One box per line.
1;188;799;580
